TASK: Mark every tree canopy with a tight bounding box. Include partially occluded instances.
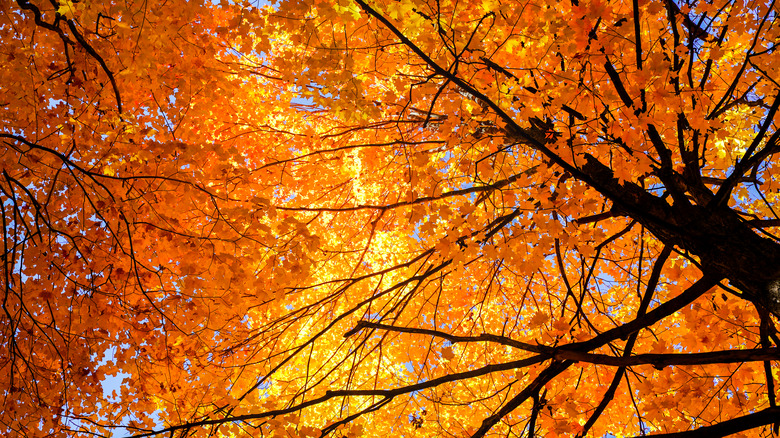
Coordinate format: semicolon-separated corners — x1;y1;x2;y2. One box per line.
2;0;780;436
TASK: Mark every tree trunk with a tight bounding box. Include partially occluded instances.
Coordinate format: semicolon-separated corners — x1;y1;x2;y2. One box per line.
581;154;780;314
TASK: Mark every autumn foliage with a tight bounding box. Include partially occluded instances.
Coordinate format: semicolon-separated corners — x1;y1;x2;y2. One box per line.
2;0;780;436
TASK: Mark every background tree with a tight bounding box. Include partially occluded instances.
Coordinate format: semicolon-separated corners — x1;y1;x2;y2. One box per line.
1;0;780;437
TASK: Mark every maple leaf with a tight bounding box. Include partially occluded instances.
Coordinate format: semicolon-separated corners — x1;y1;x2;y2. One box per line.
3;0;780;437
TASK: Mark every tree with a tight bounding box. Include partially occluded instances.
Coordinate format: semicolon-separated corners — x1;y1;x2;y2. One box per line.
1;0;780;436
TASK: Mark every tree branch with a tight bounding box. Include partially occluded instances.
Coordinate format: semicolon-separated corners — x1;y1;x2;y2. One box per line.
639;406;780;437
